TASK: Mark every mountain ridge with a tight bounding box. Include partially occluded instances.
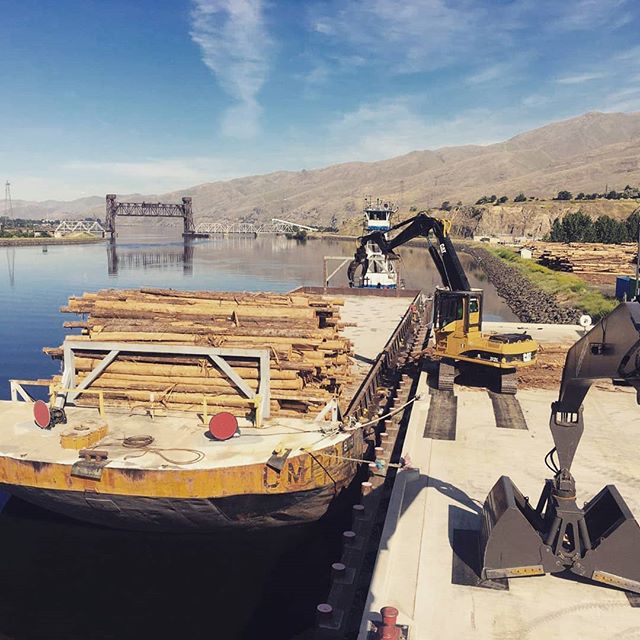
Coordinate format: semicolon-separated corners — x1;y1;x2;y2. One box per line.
9;111;640;228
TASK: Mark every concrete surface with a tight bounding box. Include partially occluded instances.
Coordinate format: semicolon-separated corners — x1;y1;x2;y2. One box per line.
358;369;640;639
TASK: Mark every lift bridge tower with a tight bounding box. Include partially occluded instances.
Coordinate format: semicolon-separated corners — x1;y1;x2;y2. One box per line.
105;194;195;240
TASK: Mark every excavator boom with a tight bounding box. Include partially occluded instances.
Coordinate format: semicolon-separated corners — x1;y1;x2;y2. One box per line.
556;301;640;412
349;211;537;393
349;212;471;291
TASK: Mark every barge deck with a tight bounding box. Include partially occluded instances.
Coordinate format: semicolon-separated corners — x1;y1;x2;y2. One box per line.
0;292;421;531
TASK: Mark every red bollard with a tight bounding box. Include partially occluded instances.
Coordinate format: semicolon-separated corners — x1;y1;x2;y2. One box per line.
376;606;401;640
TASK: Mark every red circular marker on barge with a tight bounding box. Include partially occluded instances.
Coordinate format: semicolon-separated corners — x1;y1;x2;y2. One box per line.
208;412;238;441
33;400;51;429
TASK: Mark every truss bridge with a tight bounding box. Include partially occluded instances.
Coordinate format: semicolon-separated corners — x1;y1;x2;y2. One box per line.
54;220;106;238
195;218;318;235
106;194;195;239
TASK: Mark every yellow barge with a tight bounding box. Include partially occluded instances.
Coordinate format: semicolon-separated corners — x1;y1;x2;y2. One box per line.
0;289;424;531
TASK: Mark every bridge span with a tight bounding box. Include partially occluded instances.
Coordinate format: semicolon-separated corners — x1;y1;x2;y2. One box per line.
195;218;318;235
54;220;106;238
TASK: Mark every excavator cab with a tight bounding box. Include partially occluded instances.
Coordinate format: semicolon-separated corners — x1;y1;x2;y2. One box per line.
432;287;536;393
433;289;482;336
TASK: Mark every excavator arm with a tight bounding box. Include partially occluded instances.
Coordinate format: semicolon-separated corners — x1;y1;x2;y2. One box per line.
480;301;640;593
555;301;640;413
348;212;471;291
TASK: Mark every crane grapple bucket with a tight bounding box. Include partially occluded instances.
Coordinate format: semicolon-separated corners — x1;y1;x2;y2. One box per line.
577;484;640;593
479;476;549;580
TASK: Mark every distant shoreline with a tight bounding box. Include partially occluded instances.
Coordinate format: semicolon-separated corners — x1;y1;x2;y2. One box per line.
0;236;106;247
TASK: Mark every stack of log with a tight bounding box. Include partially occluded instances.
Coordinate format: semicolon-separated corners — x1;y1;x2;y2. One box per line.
45;288;354;419
531;242;637;275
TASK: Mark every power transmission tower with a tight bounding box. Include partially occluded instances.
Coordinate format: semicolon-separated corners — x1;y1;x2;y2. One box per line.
4;181;15;286
4;181;13;219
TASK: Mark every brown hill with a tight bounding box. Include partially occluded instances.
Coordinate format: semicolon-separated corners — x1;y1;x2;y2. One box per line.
11;111;640;230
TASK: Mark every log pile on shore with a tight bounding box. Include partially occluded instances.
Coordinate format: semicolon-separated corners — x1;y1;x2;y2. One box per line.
45;288;353;418
464;247;581;324
531;242;637;275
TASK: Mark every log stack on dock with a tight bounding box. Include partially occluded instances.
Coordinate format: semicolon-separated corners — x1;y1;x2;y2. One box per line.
45;288;353;419
531;242;637;276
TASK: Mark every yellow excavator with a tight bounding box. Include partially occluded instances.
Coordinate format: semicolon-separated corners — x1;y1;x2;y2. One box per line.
348;212;538;393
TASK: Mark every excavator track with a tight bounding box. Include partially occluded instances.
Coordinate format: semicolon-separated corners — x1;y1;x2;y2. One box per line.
437;361;456;392
498;370;517;395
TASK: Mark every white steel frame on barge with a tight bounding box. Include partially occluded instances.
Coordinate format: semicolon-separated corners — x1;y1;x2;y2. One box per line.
10;340;272;423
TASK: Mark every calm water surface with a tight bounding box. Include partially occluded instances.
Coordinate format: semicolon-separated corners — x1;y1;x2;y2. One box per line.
0;231;515;639
1;231;515;399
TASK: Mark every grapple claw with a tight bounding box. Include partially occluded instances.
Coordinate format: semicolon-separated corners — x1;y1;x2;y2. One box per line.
479;477;640;592
577;485;640;593
480;476;550;580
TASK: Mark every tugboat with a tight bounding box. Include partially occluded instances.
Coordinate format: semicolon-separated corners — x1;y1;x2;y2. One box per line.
350;197;399;289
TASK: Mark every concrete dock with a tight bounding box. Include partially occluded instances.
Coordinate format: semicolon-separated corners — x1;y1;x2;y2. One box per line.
358;323;640;639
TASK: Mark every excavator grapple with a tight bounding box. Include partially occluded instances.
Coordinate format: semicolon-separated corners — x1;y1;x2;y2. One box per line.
480;302;640;593
480;474;640;591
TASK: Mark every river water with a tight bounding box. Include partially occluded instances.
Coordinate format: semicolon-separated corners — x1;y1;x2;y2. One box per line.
0;231;515;639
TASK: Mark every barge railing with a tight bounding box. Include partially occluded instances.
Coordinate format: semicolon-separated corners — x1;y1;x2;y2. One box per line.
345;292;429;421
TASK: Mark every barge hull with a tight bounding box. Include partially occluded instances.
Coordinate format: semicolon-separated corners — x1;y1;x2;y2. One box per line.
2;484;335;532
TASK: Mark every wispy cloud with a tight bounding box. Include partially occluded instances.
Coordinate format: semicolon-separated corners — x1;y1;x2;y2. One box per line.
309;0;490;74
322;100;539;164
553;0;630;31
555;72;606;85
465;58;534;86
307;0;633;83
521;94;551;109
190;0;271;138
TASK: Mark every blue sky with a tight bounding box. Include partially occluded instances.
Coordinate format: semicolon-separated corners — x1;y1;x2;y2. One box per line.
2;0;640;201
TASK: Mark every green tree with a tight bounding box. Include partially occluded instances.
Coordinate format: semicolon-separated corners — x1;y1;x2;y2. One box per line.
576;192;585;200
514;193;526;202
626;211;640;242
594;215;627;243
497;195;508;204
549;218;565;241
489;195;497;203
555;211;594;242
555;190;573;201
440;201;452;211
